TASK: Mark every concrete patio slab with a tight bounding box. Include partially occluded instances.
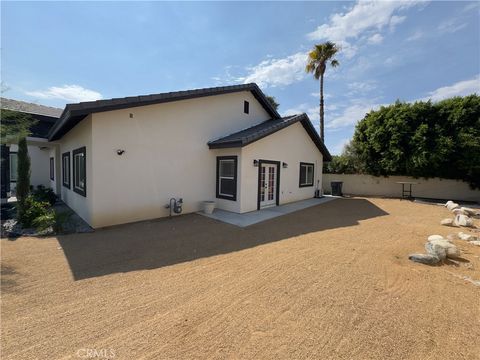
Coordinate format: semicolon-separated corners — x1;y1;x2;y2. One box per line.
198;197;337;227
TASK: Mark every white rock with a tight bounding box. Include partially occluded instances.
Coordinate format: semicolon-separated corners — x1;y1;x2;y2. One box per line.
454;214;474;227
428;239;461;259
425;242;447;260
470;241;480;246
441;218;457;227
409;253;441;265
445;200;454;208
453;208;468;216
461;207;480;217
458;232;477;241
427;235;445;242
447;202;460;211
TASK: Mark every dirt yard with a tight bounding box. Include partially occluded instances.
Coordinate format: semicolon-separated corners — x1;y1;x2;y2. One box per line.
1;198;479;360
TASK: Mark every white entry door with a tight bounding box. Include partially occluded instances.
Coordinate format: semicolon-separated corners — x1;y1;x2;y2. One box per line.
259;163;277;208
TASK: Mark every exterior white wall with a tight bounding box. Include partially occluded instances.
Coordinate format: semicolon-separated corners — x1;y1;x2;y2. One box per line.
322;174;480;202
88;91;270;227
57;115;93;224
240;122;323;213
9;139;52;192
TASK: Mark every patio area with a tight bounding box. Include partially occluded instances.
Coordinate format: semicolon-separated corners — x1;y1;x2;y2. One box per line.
198;197;337;227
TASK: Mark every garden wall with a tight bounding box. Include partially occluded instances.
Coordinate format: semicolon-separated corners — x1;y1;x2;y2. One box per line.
322;174;480;203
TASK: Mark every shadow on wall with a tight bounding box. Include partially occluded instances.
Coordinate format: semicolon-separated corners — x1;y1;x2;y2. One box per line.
58;198;388;281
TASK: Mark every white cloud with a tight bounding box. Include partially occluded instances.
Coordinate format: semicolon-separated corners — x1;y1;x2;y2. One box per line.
307;1;420;57
237;52;308;88
26;85;103;103
347;81;378;94
406;30;424;41
326;100;383;129
367;33;384;44
283;103;320;122
462;2;479;12
437;18;467;34
420;75;480;102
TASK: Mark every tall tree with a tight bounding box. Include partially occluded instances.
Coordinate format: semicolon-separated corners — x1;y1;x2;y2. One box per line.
16;137;31;204
1;109;36;144
305;42;340;142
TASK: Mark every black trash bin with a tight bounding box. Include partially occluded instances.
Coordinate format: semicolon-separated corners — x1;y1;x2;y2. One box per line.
331;181;343;196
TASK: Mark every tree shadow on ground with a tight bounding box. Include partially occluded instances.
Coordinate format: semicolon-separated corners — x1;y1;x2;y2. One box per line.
58;198;388;280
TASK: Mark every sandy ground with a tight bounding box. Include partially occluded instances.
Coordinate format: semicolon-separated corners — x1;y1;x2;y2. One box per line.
1;197;479;360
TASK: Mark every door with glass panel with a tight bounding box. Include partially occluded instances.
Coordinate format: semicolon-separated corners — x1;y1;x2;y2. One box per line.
259;163;277;208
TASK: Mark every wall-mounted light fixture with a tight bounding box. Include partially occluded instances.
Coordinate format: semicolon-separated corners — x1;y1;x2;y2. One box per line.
116;149;125;155
253;159;259;167
282;162;288;168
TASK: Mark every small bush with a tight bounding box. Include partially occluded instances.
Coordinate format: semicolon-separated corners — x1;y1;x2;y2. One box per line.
17;196;51;228
32;210;56;232
32;185;57;206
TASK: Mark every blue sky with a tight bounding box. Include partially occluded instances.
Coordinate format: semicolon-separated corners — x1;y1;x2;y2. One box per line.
2;1;479;154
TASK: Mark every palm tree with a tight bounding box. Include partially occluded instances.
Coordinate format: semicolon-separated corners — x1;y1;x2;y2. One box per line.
305;42;339;142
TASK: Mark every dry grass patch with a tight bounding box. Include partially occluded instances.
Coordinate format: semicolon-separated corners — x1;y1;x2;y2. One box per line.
1;198;479;360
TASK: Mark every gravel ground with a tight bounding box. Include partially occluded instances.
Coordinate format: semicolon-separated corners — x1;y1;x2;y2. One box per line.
1;197;479;360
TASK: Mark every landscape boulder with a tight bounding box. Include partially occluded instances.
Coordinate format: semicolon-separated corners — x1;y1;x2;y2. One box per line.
426;239;461;259
470;241;480;246
427;235;445;242
446;201;460;211
453;208;468;216
454;214;474;227
458;232;478;241
425;242;447;260
408;254;441;265
460;207;480;217
441;218;457;227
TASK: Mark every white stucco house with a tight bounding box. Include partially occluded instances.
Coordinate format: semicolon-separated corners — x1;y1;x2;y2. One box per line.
3;84;331;228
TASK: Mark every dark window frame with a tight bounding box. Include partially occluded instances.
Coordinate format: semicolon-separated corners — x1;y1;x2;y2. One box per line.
49;157;55;181
9;151;17;183
299;162;315;188
243;101;249;114
72;146;86;197
216;156;238;201
62;151;71;189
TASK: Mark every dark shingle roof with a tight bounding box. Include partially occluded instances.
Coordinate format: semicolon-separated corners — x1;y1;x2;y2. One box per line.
1;98;60;138
208;113;332;160
0;97;62;117
48;83;280;141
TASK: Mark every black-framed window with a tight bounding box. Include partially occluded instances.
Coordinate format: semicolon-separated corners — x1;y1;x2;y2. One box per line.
62;152;71;189
73;147;86;197
50;157;54;181
9;152;17;182
299;162;314;187
216;156;237;201
244;101;249;114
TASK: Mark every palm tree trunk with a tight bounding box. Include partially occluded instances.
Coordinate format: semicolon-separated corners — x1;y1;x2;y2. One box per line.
319;73;325;142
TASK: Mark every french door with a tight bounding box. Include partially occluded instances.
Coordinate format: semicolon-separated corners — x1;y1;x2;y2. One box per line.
259;162;278;208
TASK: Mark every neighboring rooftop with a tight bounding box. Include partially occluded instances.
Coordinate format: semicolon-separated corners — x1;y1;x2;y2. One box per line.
208;113;332;160
0;97;63;118
48;83;280;140
1;98;61;138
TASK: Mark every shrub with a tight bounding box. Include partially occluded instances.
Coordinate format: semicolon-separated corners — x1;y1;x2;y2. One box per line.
17;195;51;228
32;185;57;206
16;137;30;203
32;210;56;232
